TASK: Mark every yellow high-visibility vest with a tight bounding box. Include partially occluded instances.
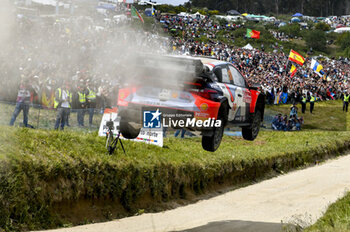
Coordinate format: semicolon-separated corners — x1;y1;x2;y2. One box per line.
87;87;96;100
310;96;315;103
54;88;72;108
344;95;350;102
302;96;307;103
78;92;86;103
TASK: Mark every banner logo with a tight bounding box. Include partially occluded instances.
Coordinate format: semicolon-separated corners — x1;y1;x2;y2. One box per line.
143;109;162;128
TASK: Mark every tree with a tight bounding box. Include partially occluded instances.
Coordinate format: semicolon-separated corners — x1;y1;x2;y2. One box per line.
274;0;279;15
188;0;348;16
305;30;327;51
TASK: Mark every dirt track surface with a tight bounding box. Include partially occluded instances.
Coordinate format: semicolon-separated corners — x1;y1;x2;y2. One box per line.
38;154;350;232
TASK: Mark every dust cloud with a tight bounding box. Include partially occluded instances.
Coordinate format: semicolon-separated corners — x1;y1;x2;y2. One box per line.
0;1;15;48
0;2;202;105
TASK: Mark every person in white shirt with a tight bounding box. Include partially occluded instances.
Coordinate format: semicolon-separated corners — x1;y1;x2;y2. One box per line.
54;81;72;130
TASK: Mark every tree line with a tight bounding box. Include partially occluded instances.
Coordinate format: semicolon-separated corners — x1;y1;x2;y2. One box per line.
186;0;349;17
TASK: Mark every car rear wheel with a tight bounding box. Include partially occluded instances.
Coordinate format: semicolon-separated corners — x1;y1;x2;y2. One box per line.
201;104;227;152
119;118;141;139
242;110;261;141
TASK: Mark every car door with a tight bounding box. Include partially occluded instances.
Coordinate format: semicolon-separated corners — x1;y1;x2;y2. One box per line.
213;64;241;122
228;64;252;122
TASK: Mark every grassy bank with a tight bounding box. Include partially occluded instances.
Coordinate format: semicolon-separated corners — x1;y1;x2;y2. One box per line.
266;100;350;131
1;125;350;231
305;192;350;232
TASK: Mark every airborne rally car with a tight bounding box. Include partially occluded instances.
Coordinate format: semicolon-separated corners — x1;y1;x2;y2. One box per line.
117;55;265;152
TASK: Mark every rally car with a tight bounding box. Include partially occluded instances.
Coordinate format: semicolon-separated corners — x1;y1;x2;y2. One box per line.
117;55;265;152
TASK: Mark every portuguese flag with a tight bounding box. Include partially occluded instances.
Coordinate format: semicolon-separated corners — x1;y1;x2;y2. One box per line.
131;5;144;23
246;29;260;39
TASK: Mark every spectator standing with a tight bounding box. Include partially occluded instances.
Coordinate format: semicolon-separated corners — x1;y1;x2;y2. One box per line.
310;94;315;114
76;83;86;127
343;91;349;112
86;81;97;127
9;79;32;127
174;128;186;138
301;94;307;114
54;81;72;130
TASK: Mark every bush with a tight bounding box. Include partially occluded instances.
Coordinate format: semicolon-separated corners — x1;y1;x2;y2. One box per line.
315;22;331;31
344;47;350;58
305;30;327;52
337;32;350;50
208;10;219;16
278;23;301;37
218;18;228;26
233;27;246;38
326;32;339;44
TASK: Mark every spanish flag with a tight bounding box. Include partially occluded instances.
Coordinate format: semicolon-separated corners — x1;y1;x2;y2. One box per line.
246;29;260;39
289;64;297;77
288;50;305;66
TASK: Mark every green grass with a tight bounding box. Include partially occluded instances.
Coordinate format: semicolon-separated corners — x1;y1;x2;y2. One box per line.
1;100;350;231
266;100;350;131
305;192;350;232
1;125;350;231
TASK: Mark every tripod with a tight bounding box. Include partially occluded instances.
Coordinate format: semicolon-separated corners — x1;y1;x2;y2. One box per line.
106;120;126;155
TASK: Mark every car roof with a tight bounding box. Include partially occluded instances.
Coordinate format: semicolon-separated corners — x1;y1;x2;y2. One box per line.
165;55;229;70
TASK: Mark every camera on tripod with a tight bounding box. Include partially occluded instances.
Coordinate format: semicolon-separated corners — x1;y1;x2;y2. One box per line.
106;120;114;131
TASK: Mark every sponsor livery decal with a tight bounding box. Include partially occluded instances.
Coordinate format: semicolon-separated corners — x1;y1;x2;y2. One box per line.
224;84;234;102
243;90;252;103
249;89;259;113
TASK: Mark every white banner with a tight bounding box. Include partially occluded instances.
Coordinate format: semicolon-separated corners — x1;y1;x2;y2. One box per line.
99;108;163;147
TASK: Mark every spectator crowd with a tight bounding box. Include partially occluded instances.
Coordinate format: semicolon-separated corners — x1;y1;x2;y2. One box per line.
1;3;350;131
158;14;349;106
0;5;169;129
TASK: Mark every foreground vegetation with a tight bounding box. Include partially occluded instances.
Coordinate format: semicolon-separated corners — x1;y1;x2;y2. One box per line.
305;192;350;231
0;124;350;231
